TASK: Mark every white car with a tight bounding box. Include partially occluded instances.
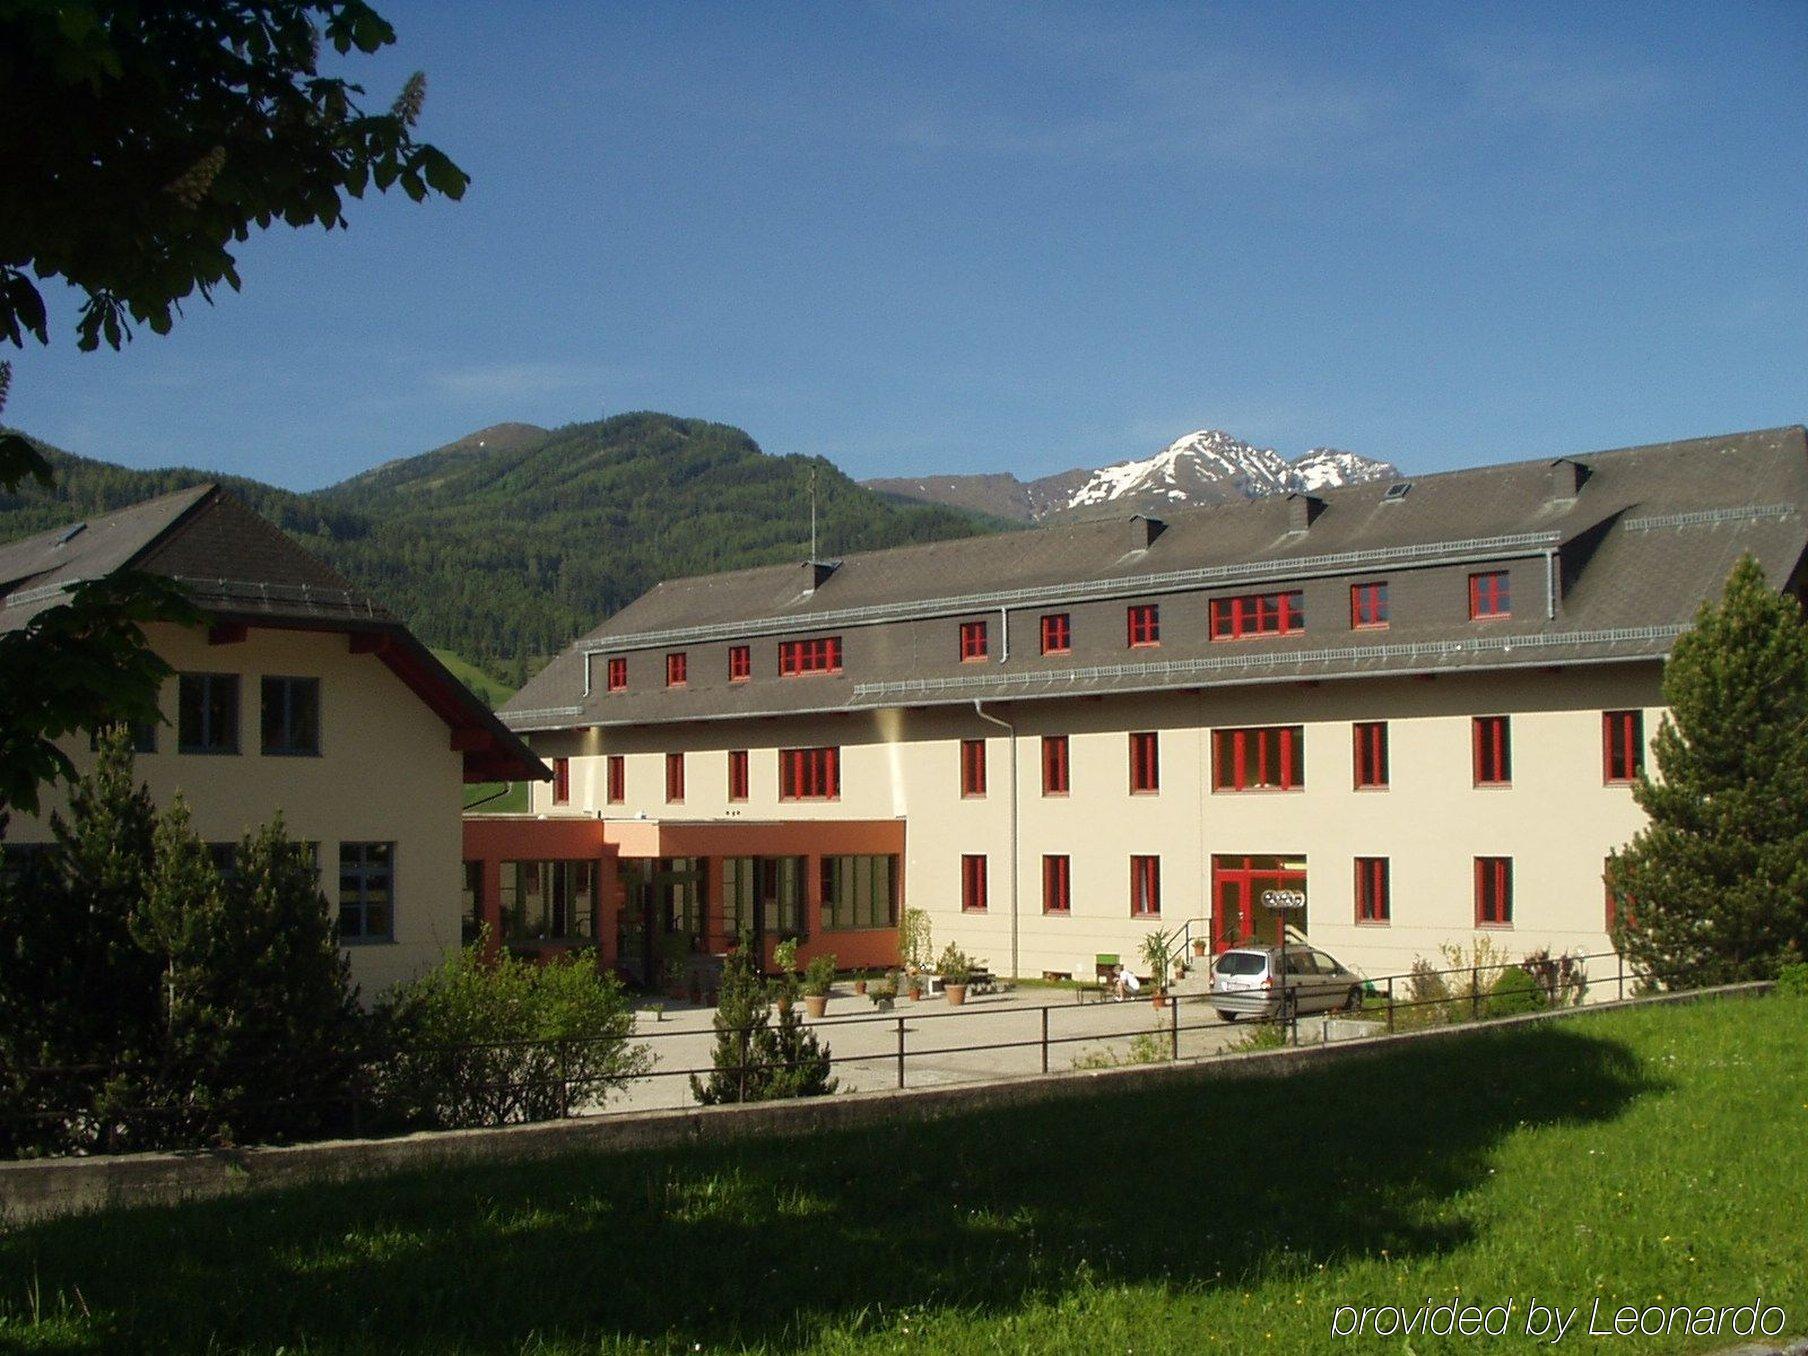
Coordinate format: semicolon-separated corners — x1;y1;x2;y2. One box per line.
1211;945;1365;1022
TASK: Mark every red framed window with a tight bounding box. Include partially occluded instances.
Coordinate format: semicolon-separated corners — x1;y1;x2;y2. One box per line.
1130;855;1161;917
664;751;685;803
1211;726;1306;791
606;754;625;804
1602;710;1643;783
778;636;842;677
1043;855;1071;914
1129;731;1160;793
1475;856;1513;926
727;749;749;801
1041;734;1070;795
1353;721;1389;789
552;757;570;805
1207;590;1305;640
1355;856;1390;923
665;652;688;687
1473;715;1511;785
1040;612;1072;654
961;854;988;912
1469;571;1510;619
1126;604;1160;647
959;620;989;662
960;738;987;797
1350;582;1389;629
606;656;628;692
779;746;840;800
729;645;751;682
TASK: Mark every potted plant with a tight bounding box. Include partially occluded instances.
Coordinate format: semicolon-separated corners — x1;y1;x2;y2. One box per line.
853;970;869;996
900;907;933;972
868;978;897;1010
1192;936;1209;959
802;953;836;1018
1140;931;1173;1008
904;969;924;1002
937;942;978;1006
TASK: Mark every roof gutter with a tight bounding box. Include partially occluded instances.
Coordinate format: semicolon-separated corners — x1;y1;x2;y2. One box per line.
972;699;1019;981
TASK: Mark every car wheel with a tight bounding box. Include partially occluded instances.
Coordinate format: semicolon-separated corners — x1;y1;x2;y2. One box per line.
1344;986;1363;1013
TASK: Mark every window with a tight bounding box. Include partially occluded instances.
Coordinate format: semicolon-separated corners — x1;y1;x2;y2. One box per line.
1475;856;1513;927
779;746;840;800
1212;726;1306;791
1130;855;1161;917
1603;710;1644;783
665;751;685;803
1043;855;1071;913
1351;582;1389;629
461;861;483;945
338;842;394;942
552;756;571;805
961;854;988;912
499;860;595;942
1129;731;1160;793
1469;571;1511;619
665;652;688;687
1355;857;1390;923
178;673;239;754
959;620;989;662
260;677;320;756
778;635;843;676
606;754;625;804
1353;721;1389;789
91;719;157;755
960;738;987;797
606;656;628;692
728;749;749;801
722;856;807;939
1473;716;1512;785
822;855;899;929
1040;612;1072;654
729;645;751;682
1208;590;1304;640
1041;734;1070;795
1126;604;1160;647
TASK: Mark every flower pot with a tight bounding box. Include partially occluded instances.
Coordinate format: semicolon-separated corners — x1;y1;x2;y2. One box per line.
907;987;922;1002
1152;991;1168;1009
1193;939;1208;958
945;982;968;1007
854;979;867;996
804;994;829;1018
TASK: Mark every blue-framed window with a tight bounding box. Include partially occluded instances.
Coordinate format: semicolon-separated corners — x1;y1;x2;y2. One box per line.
338;842;395;942
178;674;239;754
260;677;320;756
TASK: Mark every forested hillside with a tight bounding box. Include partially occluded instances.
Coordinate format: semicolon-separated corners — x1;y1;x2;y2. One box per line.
0;413;999;685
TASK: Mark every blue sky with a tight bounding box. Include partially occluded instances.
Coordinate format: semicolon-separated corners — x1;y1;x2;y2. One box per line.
9;1;1806;490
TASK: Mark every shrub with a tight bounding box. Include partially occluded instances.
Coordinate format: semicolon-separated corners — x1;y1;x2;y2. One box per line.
375;940;648;1129
692;935;836;1105
1520;948;1589;1006
937;943;978;984
1776;961;1808;997
1486;966;1548;1018
900;907;933;970
802;953;836;998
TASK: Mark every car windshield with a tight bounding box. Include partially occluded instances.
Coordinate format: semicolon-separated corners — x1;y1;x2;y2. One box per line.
1216;952;1267;976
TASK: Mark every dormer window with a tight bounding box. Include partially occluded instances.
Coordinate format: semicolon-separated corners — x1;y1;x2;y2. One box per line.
959;620;989;662
1208;591;1303;640
1039;612;1071;655
1126;604;1160;648
665;652;688;687
729;645;751;681
606;657;628;692
779;636;842;676
1469;572;1511;620
1350;582;1389;630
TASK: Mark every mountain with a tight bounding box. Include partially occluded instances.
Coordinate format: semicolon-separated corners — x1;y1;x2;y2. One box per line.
866;428;1399;523
0;413;1000;684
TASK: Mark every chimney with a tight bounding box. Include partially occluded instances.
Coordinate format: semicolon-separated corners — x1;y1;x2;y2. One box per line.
1547;458;1589;500
1130;514;1166;548
802;559;838;594
1286;492;1326;532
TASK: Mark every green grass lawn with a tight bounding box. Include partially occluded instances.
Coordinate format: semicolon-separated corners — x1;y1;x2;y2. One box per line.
1;994;1802;1354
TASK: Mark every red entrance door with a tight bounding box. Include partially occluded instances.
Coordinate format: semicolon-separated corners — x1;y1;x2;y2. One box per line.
1211;855;1307;951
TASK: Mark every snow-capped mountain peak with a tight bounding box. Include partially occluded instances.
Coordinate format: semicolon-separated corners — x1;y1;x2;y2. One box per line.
1064;430;1393;513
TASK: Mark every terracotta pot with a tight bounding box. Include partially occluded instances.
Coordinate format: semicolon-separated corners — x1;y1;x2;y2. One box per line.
1193;939;1208;957
907;987;922;1002
804;994;829;1018
1152;991;1168;1008
854;980;867;995
945;982;968;1006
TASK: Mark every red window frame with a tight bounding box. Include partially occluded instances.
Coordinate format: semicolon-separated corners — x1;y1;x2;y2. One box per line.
779;746;840;801
1041;734;1070;795
960;738;987;797
1473;715;1511;786
1350;582;1389;629
1475;856;1513;927
959;620;989;662
1353;721;1389;789
1211;726;1306;792
1129;731;1160;793
552;757;570;805
728;645;751;682
664;751;685;803
1130;854;1161;917
606;754;625;804
961;854;989;912
1602;710;1643;783
606;656;628;692
1126;604;1160;648
1042;855;1071;914
1207;590;1305;640
777;636;843;677
727;749;749;801
665;652;688;687
1469;571;1510;619
1039;612;1072;654
1355;856;1390;923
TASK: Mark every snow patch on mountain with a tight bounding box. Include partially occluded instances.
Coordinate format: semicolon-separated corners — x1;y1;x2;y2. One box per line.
1064;430;1395;513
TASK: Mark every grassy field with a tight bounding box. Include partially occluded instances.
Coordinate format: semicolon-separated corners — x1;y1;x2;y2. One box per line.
0;994;1801;1354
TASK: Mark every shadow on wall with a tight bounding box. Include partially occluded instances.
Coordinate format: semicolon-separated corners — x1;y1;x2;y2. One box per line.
1;1023;1664;1351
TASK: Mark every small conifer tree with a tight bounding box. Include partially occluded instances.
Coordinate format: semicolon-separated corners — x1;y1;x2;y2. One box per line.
692;932;836;1104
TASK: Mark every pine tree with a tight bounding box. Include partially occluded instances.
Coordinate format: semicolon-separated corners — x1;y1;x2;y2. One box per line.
1608;555;1808;985
691;933;835;1104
